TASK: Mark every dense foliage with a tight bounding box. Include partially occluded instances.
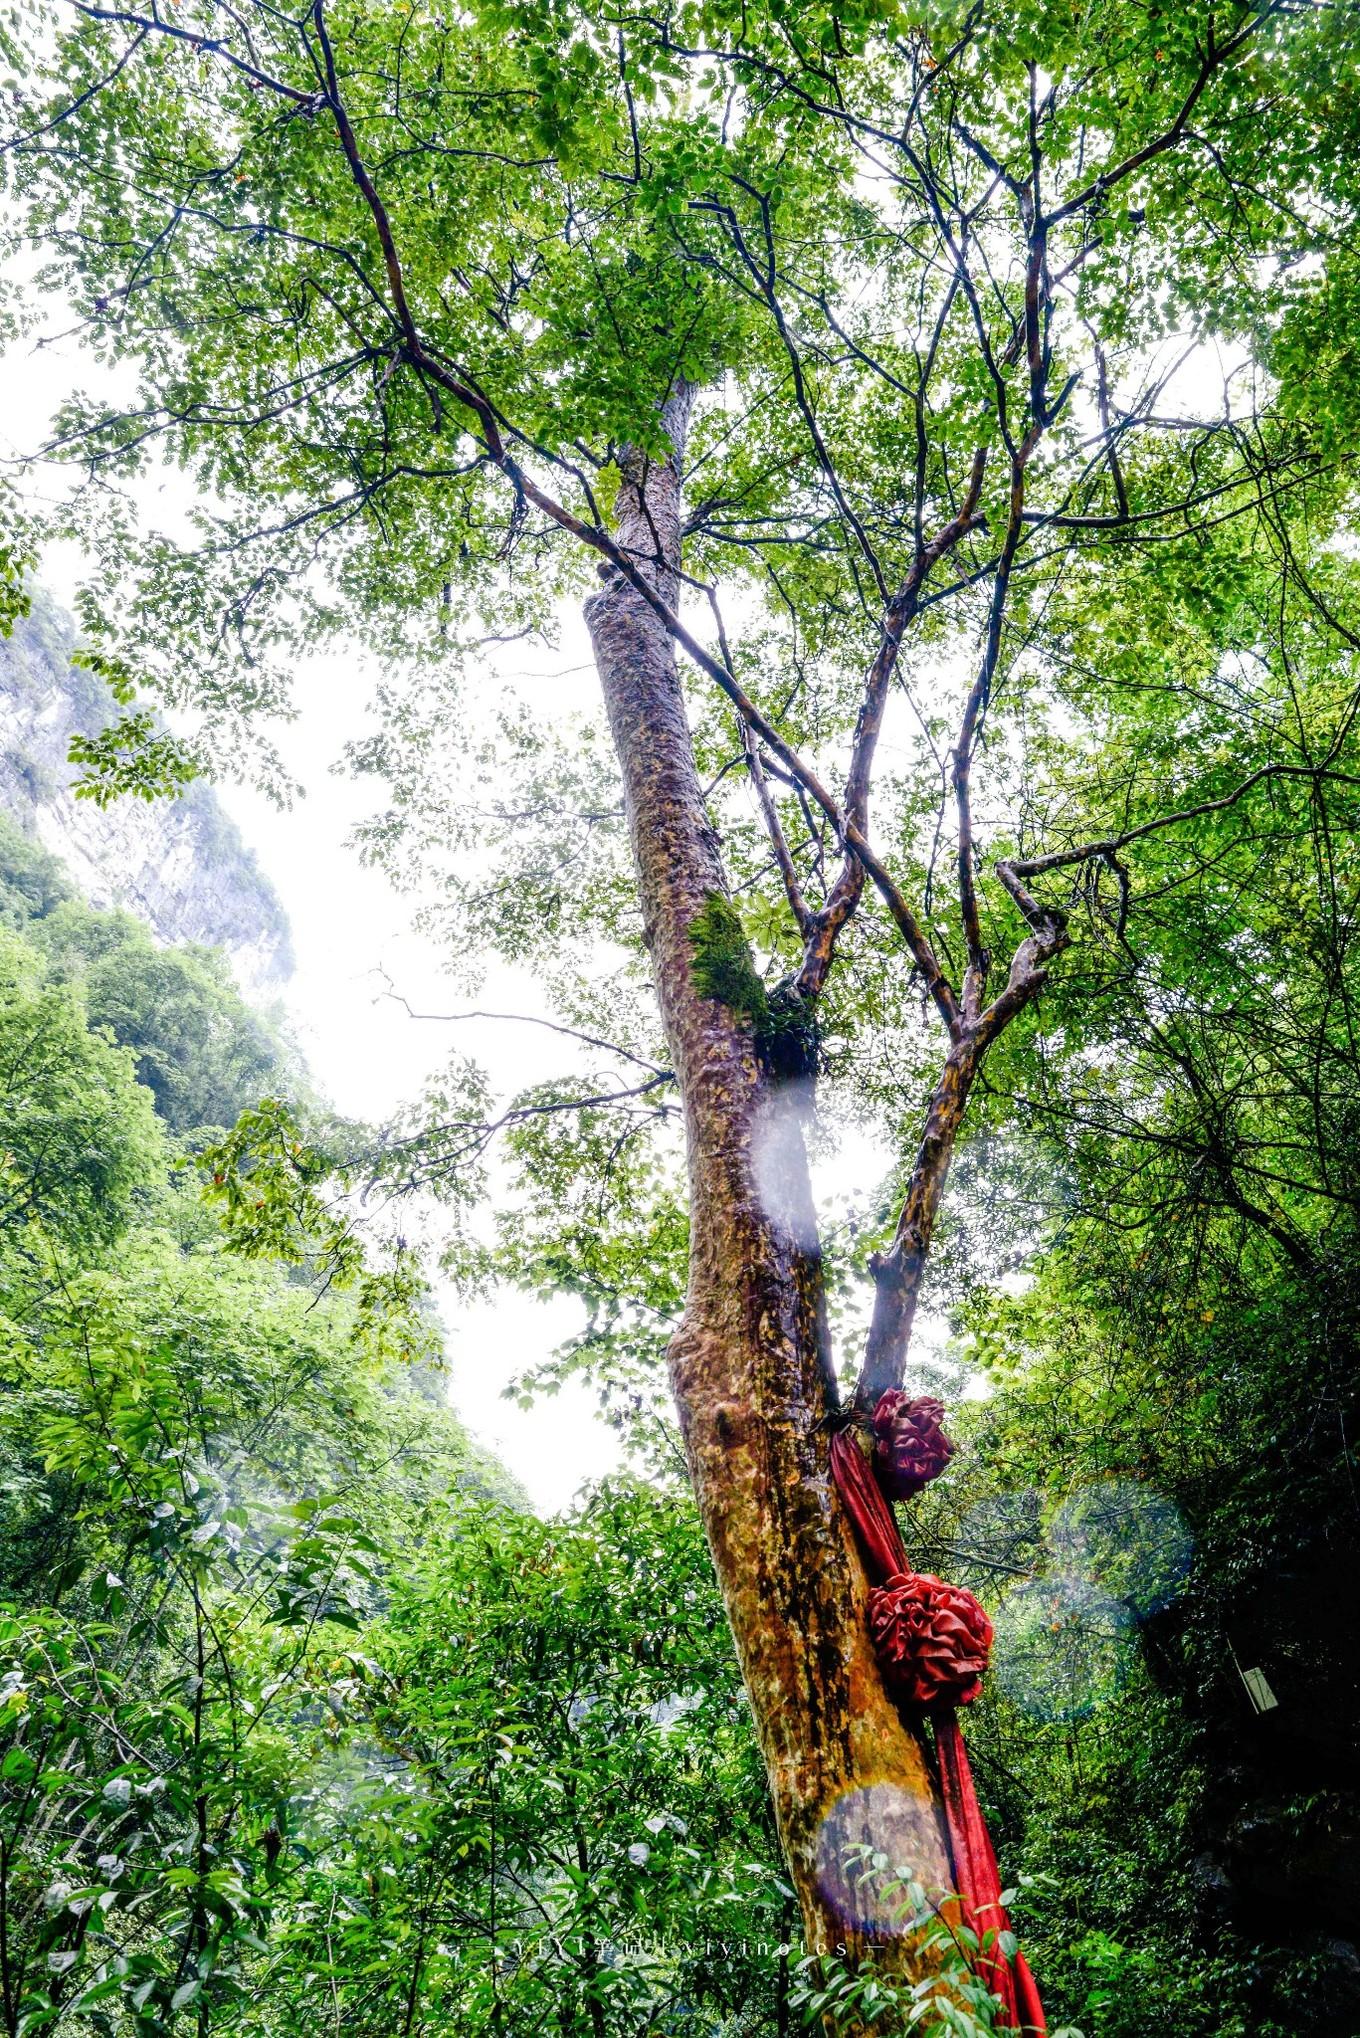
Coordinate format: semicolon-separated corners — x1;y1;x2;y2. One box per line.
0;827;811;2038
3;790;1354;2034
0;0;1358;2031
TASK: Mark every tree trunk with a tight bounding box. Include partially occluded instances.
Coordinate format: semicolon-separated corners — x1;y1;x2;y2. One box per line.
584;389;950;1958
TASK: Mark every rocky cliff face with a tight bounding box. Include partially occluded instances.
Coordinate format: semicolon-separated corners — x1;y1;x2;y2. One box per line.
0;595;293;995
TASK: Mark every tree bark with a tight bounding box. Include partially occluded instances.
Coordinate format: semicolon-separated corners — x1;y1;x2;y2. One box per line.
859;1041;979;1409
584;389;950;1958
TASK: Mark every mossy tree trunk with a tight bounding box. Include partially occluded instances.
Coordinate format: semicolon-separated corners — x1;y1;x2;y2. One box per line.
584;388;952;1961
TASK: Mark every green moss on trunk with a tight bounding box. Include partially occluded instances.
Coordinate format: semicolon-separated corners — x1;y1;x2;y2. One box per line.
689;892;820;1080
689;892;769;1022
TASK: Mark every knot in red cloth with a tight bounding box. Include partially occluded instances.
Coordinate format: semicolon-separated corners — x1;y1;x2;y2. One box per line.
871;1390;955;1498
867;1570;993;1708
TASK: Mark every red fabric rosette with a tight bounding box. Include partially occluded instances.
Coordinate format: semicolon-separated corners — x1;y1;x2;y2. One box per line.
871;1389;955;1498
866;1569;993;1707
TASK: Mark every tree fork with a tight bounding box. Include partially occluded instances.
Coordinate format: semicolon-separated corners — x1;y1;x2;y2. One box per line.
584;389;952;1960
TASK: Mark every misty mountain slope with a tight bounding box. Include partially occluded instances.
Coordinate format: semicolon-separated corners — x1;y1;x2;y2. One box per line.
0;593;293;996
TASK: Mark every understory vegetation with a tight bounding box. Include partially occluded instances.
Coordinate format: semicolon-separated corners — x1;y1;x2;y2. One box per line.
0;760;1355;2038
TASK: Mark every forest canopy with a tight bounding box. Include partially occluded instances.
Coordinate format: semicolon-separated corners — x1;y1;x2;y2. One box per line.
0;0;1358;2033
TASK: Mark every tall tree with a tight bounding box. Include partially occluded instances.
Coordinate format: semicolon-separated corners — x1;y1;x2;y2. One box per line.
5;0;1359;1979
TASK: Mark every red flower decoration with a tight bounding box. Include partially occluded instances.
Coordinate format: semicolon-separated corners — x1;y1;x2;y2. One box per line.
868;1570;993;1708
871;1390;955;1498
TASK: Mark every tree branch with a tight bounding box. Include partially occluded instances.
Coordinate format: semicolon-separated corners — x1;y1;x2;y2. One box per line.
69;1;317;106
997;761;1360;893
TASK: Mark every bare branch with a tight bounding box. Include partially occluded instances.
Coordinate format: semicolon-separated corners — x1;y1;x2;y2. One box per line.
997;761;1360;892
743;727;813;939
374;980;671;1078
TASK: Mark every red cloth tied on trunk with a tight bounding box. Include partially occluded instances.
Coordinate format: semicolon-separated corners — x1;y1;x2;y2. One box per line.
829;1425;1046;2037
936;1708;1048;2038
872;1389;956;1498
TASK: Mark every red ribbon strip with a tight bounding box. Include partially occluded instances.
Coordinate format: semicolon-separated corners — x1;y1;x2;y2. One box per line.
829;1426;1047;2036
